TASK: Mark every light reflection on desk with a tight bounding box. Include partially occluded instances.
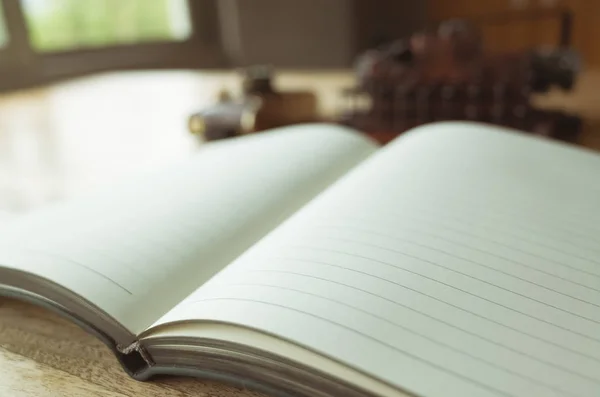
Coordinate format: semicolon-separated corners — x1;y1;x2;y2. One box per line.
0;70;353;213
0;73;206;212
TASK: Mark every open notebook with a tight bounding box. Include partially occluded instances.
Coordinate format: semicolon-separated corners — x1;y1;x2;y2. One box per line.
1;122;599;397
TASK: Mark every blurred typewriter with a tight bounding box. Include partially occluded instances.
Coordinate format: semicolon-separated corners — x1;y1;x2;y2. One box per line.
188;66;318;141
340;14;583;144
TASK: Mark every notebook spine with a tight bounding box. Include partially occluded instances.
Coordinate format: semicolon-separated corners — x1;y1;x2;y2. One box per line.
116;340;155;375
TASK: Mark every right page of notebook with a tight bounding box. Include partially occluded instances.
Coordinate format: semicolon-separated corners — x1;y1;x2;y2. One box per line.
155;122;600;397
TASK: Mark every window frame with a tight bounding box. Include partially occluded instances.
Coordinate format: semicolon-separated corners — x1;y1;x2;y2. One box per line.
0;0;225;92
0;1;29;71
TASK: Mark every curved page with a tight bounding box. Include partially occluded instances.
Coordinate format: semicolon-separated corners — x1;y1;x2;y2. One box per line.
0;124;376;336
153;122;600;397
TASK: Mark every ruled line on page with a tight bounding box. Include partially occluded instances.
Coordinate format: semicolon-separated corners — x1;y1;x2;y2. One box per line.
227;269;600;384
277;244;600;343
14;200;246;284
308;224;600;305
243;260;600;365
184;296;516;397
385;210;600;275
373;190;600;249
319;203;600;261
386;208;600;268
336;178;600;246
308;221;600;293
370;171;600;234
184;285;596;396
203;282;587;395
6;246;134;295
313;209;600;278
218;281;598;395
293;236;600;326
245;255;600;364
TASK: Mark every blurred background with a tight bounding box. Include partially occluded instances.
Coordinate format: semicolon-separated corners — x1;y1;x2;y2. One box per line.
0;0;424;85
0;0;599;213
3;0;600;85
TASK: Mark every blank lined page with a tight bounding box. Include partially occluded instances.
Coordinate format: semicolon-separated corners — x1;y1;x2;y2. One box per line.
0;124;376;335
156;122;600;397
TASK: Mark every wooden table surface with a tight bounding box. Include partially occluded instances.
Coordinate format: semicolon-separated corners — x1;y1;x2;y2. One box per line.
0;69;599;396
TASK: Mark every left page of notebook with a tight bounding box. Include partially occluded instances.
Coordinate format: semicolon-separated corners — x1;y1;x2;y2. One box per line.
0;124;377;335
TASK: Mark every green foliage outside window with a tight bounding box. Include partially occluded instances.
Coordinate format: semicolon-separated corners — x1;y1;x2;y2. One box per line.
22;0;190;52
0;4;8;48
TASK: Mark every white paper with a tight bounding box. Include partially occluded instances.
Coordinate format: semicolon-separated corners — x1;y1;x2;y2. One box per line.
157;122;600;397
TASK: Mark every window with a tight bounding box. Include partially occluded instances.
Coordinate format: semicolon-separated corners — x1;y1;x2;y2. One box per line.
21;0;192;52
0;0;221;91
0;2;8;48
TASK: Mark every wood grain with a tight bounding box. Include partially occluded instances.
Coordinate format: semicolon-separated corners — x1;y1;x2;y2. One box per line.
0;345;127;397
0;298;265;397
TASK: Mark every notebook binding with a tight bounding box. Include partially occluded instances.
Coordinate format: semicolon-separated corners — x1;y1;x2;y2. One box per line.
117;340;155;368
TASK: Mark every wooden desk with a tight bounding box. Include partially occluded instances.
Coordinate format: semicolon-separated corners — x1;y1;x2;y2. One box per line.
0;69;599;396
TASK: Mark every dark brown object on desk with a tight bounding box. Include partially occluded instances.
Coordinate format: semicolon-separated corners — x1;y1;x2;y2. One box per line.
188;66;318;141
342;19;583;145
